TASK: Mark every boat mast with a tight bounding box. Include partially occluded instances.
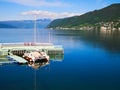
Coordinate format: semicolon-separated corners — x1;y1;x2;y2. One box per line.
34;15;37;43
49;31;51;43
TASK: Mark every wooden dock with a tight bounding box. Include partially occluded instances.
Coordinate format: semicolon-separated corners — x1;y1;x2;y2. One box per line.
0;58;17;65
7;55;28;63
0;42;64;55
0;42;64;64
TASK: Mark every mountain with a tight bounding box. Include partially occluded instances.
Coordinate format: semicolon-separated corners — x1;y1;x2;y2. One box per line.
0;19;51;28
47;4;120;30
0;23;16;28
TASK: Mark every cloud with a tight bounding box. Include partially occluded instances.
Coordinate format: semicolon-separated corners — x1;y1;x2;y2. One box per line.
3;0;68;7
21;10;81;19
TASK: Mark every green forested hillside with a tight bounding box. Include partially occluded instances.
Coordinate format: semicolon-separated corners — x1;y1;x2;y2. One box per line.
47;4;120;30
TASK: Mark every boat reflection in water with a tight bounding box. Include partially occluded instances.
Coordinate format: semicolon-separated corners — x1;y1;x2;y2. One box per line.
27;60;49;69
27;54;64;90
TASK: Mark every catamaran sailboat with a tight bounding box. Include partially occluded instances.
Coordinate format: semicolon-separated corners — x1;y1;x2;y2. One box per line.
23;49;49;63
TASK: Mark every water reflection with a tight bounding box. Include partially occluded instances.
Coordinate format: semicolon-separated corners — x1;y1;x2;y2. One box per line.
28;54;64;90
52;29;120;53
82;29;120;53
28;61;49;69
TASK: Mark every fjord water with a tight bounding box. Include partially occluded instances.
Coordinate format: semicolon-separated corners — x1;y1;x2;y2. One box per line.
0;28;120;90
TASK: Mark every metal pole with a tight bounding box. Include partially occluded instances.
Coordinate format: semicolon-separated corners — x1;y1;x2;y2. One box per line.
34;15;37;43
49;31;51;43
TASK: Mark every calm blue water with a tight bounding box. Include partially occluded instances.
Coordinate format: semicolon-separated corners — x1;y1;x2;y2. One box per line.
0;28;120;90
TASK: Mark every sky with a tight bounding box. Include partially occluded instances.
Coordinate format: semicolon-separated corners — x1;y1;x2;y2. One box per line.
0;0;120;21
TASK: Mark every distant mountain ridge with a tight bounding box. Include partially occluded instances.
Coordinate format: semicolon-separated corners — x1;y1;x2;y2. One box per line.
47;3;120;30
0;19;51;28
0;23;16;28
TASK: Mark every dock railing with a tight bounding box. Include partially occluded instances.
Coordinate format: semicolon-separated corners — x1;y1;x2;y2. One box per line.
0;42;54;47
